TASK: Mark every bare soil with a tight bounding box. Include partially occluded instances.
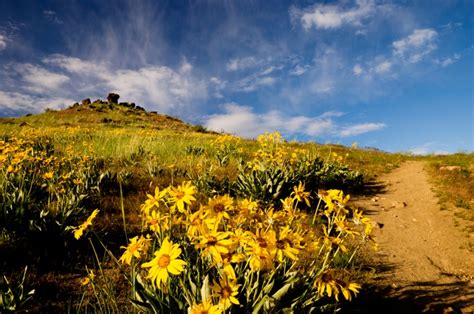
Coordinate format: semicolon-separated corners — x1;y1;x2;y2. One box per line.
349;161;474;313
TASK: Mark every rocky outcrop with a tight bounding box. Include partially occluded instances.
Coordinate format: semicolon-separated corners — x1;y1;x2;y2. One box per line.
107;93;120;104
81;98;91;106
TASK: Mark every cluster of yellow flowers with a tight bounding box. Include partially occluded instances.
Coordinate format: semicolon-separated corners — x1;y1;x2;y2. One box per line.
246;132;309;170
1;136;92;182
329;152;349;164
118;179;374;311
1;135;104;236
211;134;241;149
1;137;35;174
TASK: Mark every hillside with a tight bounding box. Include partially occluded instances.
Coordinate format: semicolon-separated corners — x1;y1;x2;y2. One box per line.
1;95;472;313
0;94;205;132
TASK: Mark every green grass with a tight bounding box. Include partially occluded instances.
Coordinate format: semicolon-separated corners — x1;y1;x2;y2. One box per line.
422;153;474;229
2;101;472;312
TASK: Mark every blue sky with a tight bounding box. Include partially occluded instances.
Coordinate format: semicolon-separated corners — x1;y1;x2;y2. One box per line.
0;0;472;154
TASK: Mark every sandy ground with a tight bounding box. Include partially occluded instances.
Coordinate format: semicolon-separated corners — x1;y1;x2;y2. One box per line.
351;161;474;313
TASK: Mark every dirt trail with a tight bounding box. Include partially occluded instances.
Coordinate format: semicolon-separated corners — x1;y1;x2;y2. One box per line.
352;161;474;313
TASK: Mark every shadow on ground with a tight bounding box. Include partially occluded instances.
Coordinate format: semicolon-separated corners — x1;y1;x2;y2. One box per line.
342;279;474;314
345;178;474;313
353;179;387;197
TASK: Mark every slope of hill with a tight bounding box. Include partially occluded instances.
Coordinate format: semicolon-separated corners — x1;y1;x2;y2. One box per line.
1;94;472;312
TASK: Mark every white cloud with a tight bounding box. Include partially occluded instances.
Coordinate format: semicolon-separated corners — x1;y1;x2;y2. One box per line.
205;103;384;138
43;54;109;77
353;64;363;76
226;57;259;71
209;77;227;98
179;59;193;73
408;142;450;155
339;123;385;137
392;28;438;63
0;34;7;51
205;103;335;138
108;66;207;111
291;0;376;30
0;91;74;114
290;64;309;76
434;53;461;67
43;54;207;112
16;64;70;93
311;80;334;94
260;66;276;76
374;61;392;74
320;111;344;118
236;75;276;92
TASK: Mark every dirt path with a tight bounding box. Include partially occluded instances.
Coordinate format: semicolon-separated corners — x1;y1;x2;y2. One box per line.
351;161;474;313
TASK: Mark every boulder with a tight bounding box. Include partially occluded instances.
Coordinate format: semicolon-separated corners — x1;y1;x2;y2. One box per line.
107;93;120;104
81;98;91;106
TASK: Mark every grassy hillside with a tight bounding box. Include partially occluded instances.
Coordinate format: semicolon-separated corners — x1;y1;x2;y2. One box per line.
0;98;471;312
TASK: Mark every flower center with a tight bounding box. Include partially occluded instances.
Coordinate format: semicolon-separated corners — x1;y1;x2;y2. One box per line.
257;237;267;248
222;286;232;298
175;191;185;200
129;243;139;253
276;240;286;249
158;254;171;267
207;236;217;246
213;203;225;213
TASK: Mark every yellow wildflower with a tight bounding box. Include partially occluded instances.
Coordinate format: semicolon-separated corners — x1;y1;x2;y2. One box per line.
314;272;339;299
141;186;168;215
73;209;99;240
141;237;187;289
272;226;299;262
189;299;222;314
212;276;240;310
204;194;234;220
291;182;311;207
80;269;95;286
338;281;361;301
42;171;54;180
119;235;151;265
169;181;196;213
145;210;169;233
195;231;233;263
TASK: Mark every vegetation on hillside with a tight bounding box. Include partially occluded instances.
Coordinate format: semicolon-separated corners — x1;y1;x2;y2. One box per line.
0;96;471;312
423;154;474;237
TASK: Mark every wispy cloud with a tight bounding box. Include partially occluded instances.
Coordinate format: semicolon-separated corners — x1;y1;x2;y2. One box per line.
205;103;385;139
289;64;310;76
226;57;260;72
108;63;207;112
339;123;386;137
236;76;276;92
43;10;63;24
290;0;376;30
1;53;208;115
16;63;70;93
392;28;438;63
43;55;207;113
353;64;363;76
434;53;461;67
374;61;392;74
0;91;74;115
44;54;109;77
0;34;7;51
